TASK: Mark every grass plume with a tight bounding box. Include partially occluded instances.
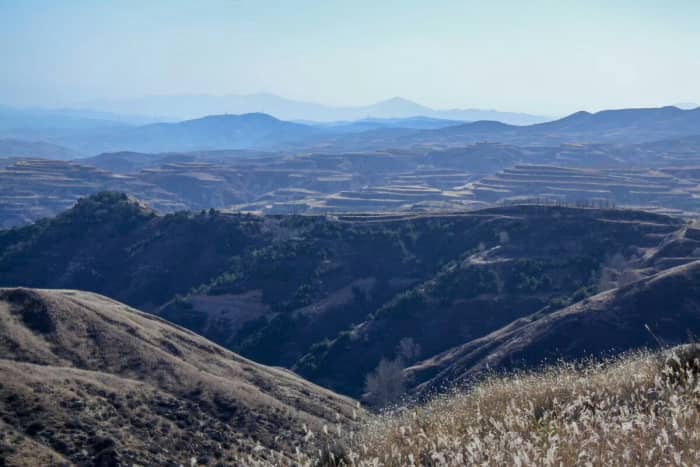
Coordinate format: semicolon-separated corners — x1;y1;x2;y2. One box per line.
289;345;700;466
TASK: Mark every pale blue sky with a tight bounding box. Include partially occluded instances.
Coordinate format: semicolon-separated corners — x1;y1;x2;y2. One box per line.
1;0;699;114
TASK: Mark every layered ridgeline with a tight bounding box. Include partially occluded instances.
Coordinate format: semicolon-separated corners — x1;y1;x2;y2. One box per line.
2;193;700;401
6;130;700;229
0;287;357;465
2;105;700;154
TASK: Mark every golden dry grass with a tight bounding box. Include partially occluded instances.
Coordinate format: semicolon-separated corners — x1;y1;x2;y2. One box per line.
290;348;700;466
0;288;360;465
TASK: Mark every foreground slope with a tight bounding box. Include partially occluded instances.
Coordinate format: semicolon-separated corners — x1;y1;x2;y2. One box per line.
300;347;700;466
407;259;700;395
0;288;357;465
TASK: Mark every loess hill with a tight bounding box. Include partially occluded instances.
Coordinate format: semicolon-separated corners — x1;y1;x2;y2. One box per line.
406;258;700;396
0;287;357;466
2;192;700;400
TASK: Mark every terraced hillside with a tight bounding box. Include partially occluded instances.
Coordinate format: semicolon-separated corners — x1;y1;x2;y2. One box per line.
4;134;700;226
0;159;187;228
0;287;357;465
3;193;696;400
470;164;700;215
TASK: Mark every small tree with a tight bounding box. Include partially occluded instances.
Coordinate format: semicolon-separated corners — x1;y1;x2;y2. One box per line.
364;358;405;408
396;337;421;364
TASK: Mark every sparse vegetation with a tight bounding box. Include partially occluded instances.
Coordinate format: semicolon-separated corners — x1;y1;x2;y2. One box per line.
295;346;700;466
598;253;643;292
3;194;699;402
364;358;406;408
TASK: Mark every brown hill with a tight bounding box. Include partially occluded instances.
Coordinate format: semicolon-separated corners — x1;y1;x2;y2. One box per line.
0;288;358;466
406;260;700;396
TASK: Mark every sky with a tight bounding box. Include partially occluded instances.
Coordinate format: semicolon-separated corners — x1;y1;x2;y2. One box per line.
1;0;699;115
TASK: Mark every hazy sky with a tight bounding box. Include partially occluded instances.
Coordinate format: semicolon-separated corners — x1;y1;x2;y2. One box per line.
1;0;699;115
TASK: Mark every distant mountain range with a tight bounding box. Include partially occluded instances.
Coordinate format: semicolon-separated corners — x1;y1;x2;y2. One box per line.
78;113;317;154
330;105;700;149
447;105;700;145
0;138;82;159
0;105;159;130
302;115;465;132
1;104;700;156
86;94;551;125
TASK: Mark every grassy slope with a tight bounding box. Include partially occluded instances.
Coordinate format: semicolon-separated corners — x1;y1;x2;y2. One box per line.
295;347;700;466
0;287;358;465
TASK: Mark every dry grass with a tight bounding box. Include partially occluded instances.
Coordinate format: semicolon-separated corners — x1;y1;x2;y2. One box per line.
0;288;359;465
289;347;700;466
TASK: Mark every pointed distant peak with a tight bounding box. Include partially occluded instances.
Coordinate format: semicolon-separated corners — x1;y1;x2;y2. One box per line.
380;96;420;105
364;97;432;118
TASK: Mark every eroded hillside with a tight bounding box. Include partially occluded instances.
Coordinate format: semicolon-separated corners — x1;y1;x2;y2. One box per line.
0;287;358;465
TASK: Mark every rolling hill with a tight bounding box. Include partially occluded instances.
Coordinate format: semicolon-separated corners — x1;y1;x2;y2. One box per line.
445;106;700;144
3;193;697;400
3;105;700;156
0;287;358;465
327;106;700;149
407;258;700;396
61;113;320;154
0;138;82;159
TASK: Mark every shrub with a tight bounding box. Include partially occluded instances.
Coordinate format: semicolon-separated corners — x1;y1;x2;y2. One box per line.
363;358;405;408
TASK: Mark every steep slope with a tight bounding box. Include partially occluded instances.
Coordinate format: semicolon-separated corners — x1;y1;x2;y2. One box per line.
0;287;357;465
0;192;267;308
292;207;683;396
297;347;700;465
407;260;700;396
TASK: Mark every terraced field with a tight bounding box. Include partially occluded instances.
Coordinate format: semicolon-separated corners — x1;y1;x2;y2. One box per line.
470;164;700;215
4;137;700;227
